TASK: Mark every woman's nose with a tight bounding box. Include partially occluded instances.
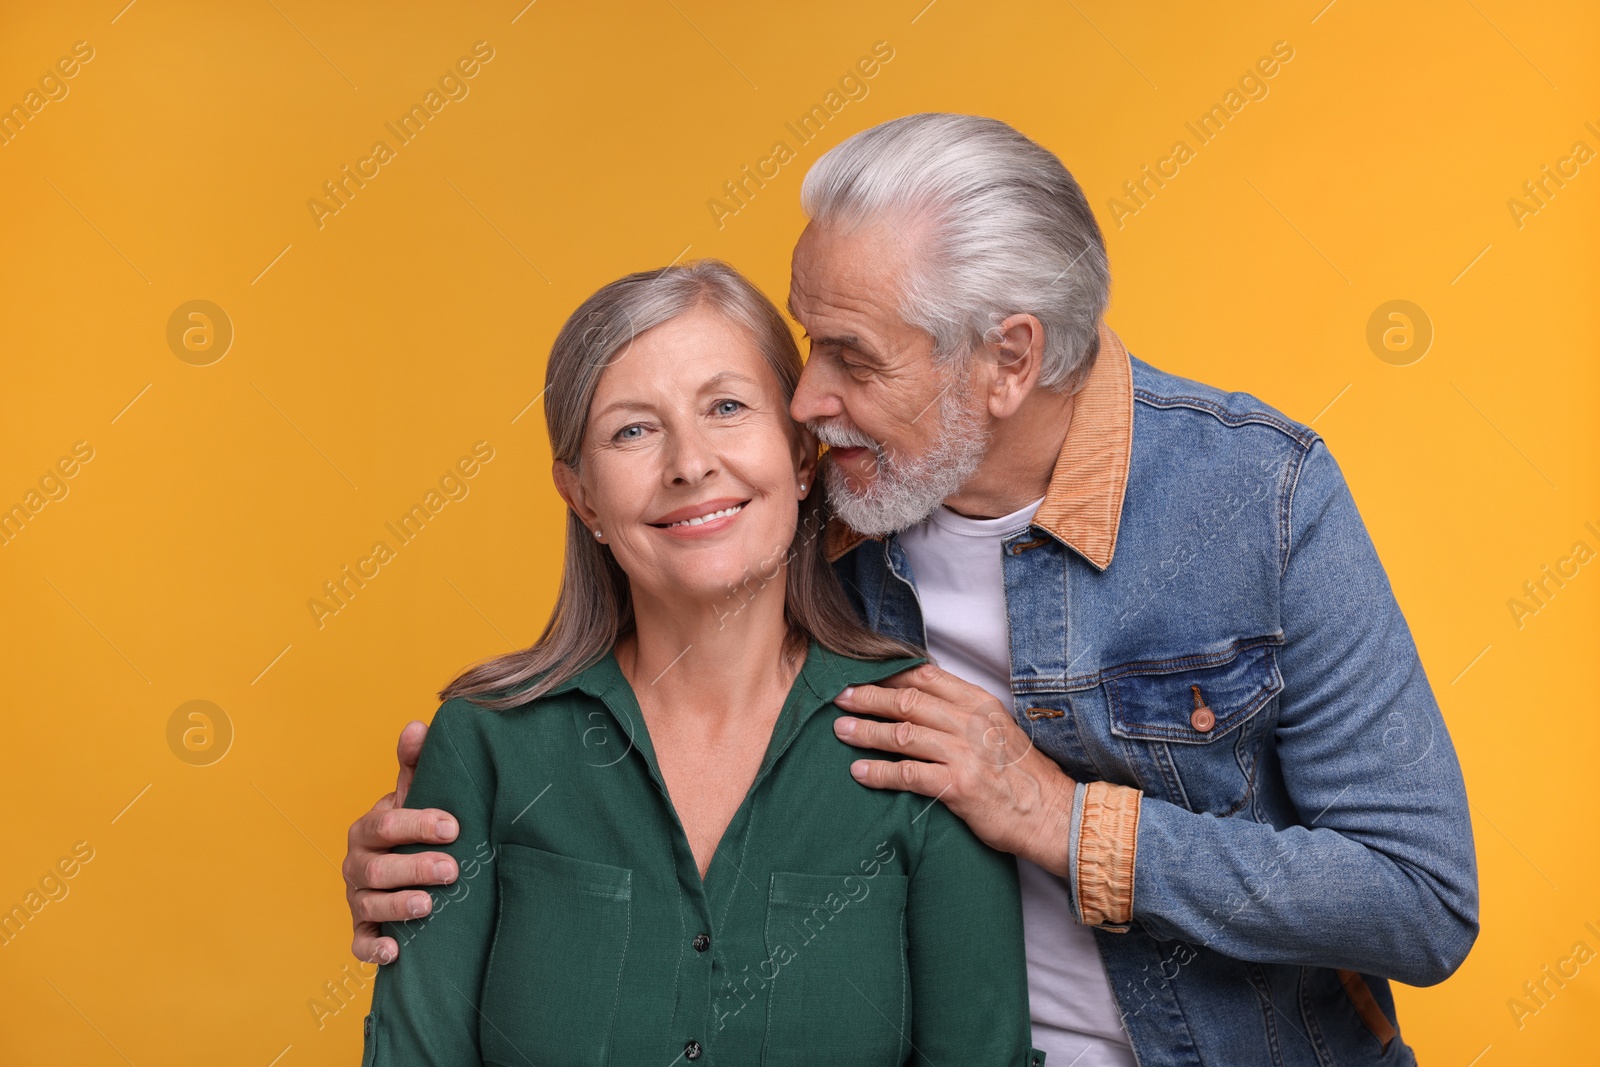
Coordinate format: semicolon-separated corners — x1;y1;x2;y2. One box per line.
665;426;719;485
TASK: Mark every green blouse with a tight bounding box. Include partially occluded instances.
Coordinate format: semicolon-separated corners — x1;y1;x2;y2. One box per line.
362;639;1044;1067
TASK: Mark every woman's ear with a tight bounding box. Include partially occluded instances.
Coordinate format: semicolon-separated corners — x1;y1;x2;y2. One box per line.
792;422;820;498
551;460;603;536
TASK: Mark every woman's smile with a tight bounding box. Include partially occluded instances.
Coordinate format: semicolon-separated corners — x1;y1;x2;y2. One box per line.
646;496;752;537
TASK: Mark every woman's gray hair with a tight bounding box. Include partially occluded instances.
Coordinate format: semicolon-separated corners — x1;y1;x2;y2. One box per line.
800;113;1110;392
440;259;919;710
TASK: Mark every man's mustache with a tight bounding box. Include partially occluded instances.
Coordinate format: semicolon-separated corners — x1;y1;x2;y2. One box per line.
807;418;880;453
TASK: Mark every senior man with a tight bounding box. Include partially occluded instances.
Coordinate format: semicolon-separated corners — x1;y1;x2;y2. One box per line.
344;114;1477;1065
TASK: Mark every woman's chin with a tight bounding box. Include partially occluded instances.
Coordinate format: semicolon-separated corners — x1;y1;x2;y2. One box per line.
641;553;784;612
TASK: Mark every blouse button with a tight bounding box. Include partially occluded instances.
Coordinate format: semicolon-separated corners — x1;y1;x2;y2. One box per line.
692;933;711;952
684;1039;703;1060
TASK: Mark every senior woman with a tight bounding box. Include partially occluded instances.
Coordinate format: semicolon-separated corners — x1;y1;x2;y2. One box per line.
359;261;1043;1066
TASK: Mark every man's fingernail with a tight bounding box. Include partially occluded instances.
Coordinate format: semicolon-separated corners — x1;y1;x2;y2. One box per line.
408;894;430;917
850;761;868;780
378;946;396;963
436;819;457;839
834;717;856;737
433;861;453;882
838;686;855;702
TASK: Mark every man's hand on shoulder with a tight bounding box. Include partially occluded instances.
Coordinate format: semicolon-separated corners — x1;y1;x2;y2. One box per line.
832;663;1077;876
344;719;463;964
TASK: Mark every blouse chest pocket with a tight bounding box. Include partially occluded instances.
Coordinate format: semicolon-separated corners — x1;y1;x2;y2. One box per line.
480;843;633;1067
1102;639;1284;816
762;871;910;1066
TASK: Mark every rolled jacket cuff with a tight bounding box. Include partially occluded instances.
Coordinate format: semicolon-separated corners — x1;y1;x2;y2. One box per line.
1068;779;1142;931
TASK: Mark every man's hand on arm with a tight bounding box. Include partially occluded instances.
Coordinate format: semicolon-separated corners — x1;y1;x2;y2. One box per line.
832;663;1079;877
344;719;463;964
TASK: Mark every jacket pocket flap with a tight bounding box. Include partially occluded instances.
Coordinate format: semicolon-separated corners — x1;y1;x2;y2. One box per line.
1105;639;1283;744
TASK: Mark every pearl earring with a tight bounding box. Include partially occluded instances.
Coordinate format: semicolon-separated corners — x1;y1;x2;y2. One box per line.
593;529;603;539
800;483;807;493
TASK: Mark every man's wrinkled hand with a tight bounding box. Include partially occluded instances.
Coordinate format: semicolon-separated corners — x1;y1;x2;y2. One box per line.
344;720;462;964
832;663;1077;876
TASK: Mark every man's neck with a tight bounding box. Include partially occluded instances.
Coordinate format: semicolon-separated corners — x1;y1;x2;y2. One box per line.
942;387;1074;520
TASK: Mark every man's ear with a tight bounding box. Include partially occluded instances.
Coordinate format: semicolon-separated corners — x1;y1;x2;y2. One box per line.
551;460;601;533
982;313;1046;419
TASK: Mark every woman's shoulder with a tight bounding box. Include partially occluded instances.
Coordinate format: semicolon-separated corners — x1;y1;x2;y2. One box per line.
433;649;618;725
433;683;585;725
425;677;596;759
802;641;928;698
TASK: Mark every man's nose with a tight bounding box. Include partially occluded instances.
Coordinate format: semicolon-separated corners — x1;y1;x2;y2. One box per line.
791;359;843;424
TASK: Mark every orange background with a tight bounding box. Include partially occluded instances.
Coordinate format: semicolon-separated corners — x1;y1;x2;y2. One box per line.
1;1;1596;1064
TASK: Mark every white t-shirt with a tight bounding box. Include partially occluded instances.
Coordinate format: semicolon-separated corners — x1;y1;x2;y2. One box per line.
897;498;1136;1067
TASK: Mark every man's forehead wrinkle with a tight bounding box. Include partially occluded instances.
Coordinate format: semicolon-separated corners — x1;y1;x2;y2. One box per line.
793;257;887;322
800;281;894;346
829;202;937;272
788;218;941;368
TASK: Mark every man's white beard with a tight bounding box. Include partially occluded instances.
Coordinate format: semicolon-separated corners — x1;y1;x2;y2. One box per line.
809;375;992;537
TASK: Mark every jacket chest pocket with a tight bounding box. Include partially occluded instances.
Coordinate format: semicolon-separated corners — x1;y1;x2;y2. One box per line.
762;871;909;1066
481;843;633;1067
1102;639;1283;816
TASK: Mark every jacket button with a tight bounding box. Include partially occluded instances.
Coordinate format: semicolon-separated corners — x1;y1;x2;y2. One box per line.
1190;706;1216;732
692;933;711;952
363;1014;373;1037
684;1039;703;1060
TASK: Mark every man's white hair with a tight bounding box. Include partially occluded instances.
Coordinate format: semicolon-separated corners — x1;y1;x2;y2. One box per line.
800;113;1110;392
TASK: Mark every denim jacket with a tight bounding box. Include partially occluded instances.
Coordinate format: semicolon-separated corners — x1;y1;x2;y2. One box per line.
824;325;1479;1066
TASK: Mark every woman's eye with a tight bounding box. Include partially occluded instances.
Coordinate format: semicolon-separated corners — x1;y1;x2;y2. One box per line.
713;399;745;416
614;424;645;442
